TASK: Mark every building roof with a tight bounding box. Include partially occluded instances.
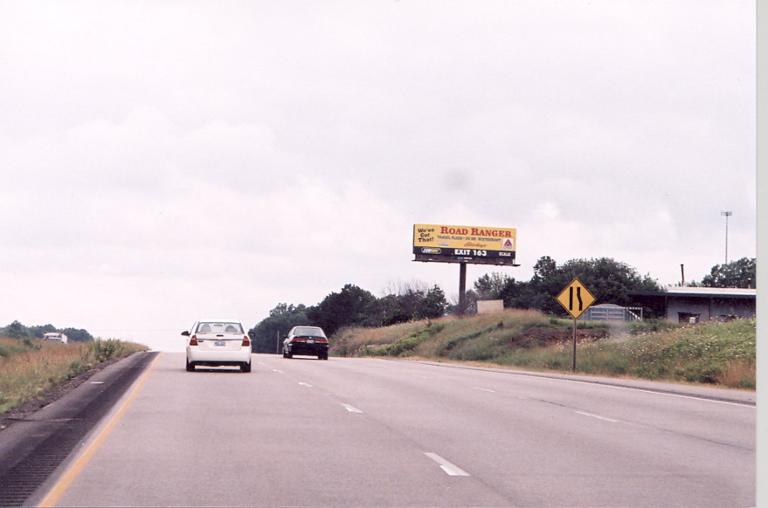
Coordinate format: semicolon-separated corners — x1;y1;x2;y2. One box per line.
663;287;756;298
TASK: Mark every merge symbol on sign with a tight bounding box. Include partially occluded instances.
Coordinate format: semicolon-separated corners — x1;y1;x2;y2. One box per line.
555;278;596;319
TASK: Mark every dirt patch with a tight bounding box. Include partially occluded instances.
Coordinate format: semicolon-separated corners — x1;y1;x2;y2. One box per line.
512;326;608;348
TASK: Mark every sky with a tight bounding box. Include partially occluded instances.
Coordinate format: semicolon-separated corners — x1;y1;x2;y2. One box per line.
0;1;756;351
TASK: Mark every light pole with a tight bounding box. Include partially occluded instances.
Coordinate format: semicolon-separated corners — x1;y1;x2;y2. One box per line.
720;210;732;264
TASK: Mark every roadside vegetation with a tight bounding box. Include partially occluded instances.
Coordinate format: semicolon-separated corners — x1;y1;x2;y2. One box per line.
330;310;755;389
249;256;755;354
0;337;147;414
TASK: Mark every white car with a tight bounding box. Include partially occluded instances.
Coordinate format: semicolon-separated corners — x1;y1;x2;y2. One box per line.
43;332;68;344
183;319;252;373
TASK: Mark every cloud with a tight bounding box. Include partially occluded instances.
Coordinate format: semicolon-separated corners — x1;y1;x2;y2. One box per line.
0;1;755;350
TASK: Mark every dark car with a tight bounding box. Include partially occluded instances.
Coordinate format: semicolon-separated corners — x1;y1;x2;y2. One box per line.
282;326;329;360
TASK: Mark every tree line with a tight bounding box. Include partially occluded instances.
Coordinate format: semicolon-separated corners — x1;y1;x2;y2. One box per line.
469;256;662;315
248;256;756;353
0;321;94;342
248;283;448;353
469;256;755;314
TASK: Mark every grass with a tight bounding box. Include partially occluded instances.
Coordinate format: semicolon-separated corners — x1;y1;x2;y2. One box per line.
331;312;756;389
0;337;148;414
332;309;609;361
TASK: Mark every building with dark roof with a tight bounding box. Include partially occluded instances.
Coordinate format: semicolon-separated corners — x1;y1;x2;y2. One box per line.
629;287;756;323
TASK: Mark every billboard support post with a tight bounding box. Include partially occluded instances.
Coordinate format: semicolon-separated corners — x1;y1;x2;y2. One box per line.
458;262;467;316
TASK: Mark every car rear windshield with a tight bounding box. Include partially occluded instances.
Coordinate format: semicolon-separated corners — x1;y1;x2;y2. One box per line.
293;326;326;338
196;322;243;334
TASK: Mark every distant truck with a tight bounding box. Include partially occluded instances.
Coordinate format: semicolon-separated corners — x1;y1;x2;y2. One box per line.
43;332;68;344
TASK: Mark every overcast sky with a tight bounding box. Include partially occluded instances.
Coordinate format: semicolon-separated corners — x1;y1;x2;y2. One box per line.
0;1;756;350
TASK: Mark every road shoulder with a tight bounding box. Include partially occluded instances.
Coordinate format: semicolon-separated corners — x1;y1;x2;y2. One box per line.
408;358;756;405
0;351;158;507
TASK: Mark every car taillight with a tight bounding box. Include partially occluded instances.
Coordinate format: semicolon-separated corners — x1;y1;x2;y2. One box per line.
292;337;306;343
242;335;250;347
189;335;198;346
316;338;328;344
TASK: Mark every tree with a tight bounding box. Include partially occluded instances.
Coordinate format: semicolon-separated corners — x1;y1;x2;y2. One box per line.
497;256;662;315
29;324;57;338
417;285;448;319
1;321;93;341
5;320;26;338
308;284;378;335
532;255;557;282
248;303;309;353
539;257;660;314
474;273;514;299
447;289;479;315
61;328;93;342
701;257;756;288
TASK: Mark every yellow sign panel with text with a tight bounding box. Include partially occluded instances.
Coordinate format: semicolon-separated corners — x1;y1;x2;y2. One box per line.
413;224;517;251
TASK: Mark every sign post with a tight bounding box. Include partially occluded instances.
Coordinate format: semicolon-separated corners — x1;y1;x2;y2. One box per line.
555;278;596;372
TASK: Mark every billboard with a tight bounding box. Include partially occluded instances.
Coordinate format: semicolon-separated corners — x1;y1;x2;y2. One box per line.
413;224;517;266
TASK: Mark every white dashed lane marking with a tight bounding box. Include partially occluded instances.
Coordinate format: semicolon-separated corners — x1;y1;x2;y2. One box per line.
424;452;471;477
575;410;619;423
341;403;363;414
298;382;313;387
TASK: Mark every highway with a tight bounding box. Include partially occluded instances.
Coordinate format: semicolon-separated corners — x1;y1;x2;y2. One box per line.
37;353;755;507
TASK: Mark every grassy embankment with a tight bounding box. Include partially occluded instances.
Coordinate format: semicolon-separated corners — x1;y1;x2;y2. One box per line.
0;337;147;414
331;310;756;389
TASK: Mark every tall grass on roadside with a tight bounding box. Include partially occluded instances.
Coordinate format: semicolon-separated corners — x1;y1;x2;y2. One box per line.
0;338;147;414
332;309;609;360
332;310;755;389
493;318;755;388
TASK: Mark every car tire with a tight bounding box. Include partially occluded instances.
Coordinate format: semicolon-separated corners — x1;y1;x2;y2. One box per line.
286;352;293;359
186;359;195;372
282;350;288;358
241;362;251;373
322;354;329;360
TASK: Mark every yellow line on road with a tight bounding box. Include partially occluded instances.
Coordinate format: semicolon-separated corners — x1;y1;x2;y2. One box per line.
38;353;161;508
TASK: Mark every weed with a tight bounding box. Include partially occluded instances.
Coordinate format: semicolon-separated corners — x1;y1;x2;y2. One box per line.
332;310;755;389
0;336;147;414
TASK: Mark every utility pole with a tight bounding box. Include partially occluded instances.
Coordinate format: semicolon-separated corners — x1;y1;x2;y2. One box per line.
721;210;732;264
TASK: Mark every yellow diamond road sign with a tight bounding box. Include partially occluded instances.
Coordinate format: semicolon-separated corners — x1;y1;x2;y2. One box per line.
556;278;596;319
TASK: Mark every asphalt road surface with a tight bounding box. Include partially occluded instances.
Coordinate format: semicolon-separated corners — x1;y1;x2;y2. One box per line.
37;353;755;507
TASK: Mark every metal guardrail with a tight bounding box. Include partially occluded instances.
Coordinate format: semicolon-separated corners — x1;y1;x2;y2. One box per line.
584;306;643;322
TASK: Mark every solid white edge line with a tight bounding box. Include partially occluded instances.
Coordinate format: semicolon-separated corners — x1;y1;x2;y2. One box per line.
585;382;756;408
417;362;755;408
424;452;470;477
575;410;619;423
341;403;363;414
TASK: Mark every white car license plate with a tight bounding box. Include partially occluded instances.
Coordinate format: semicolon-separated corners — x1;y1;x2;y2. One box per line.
215;340;226;347
307;339;315;344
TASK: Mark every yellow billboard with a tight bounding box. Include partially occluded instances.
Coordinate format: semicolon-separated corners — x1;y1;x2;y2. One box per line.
413;224;517;265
